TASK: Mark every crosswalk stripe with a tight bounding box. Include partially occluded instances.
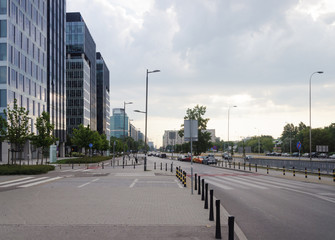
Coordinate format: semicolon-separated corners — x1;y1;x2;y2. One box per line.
218;176;268;189
0;177;48;188
232;176;282;189
205;178;234;190
19;177;63;188
241;176;302;189
0;177;34;185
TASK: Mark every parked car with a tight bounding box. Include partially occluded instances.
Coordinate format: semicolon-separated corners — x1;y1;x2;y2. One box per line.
193;156;205;164
160;153;167;158
244;155;252;161
329;154;335;159
302;153;309;157
317;153;328;158
292;152;300;157
222;153;232;160
179;155;191;162
202;155;217;165
281;153;291;157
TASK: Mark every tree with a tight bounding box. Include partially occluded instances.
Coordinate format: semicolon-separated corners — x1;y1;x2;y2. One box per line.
2;99;30;164
71;124;94;155
30;112;57;165
179;105;211;155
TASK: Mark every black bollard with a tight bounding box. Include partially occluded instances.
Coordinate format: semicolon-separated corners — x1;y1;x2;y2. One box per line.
154;162;156;170
102;162;104;169
160;162;162;170
134;161;135;169
166;163;167;171
283;166;285;175
204;183;208;209
228;216;235;240
215;200;222;239
198;176;201;195
244;163;246;170
293;167;295;176
238;162;240;169
195;173;198;191
267;165;269;174
171;163;173;172
318;168;321;180
209;189;214;221
72;163;74;169
305;168;307;178
255;164;257;172
201;179;205;201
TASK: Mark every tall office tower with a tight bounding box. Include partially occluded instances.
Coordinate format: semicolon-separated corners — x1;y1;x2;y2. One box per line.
96;52;110;140
0;0;48;161
66;12;96;134
47;0;66;156
110;108;128;139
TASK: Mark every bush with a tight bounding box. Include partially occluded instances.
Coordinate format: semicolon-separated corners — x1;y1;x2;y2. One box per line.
56;156;112;164
71;152;85;157
0;164;55;175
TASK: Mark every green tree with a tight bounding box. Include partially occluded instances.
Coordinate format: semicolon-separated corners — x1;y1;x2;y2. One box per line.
71;124;94;155
179;105;211;155
2;99;30;164
30;112;57;165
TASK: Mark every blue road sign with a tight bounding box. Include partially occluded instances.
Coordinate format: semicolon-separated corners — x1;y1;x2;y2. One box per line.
296;141;301;150
89;143;93;148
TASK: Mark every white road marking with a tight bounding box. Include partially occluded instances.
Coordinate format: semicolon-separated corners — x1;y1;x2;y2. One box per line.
78;178;100;188
219;177;267;189
19;177;63;188
174;179;183;188
129;178;138;188
0;177;34;185
0;177;48;188
206;177;234;190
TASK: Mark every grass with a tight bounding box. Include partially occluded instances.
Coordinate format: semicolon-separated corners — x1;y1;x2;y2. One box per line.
0;164;55;175
56;155;113;164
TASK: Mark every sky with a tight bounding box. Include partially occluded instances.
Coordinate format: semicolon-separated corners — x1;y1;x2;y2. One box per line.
67;0;335;148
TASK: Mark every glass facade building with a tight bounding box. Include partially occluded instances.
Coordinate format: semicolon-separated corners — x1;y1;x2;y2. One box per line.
66;12;96;131
0;0;48;161
47;0;66;156
110;108;128;139
96;52;110;140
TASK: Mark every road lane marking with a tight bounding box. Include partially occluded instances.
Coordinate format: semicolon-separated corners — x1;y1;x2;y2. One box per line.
0;177;34;185
0;177;48;188
129;179;138;188
281;187;335;204
174;179;183;188
232;176;282;189
78;178;100;188
19;177;63;188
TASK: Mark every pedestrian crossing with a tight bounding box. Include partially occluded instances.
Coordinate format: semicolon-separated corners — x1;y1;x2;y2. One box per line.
0;176;63;189
60;168;93;173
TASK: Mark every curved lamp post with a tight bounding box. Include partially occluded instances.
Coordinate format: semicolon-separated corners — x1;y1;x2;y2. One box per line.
135;69;160;171
227;105;237;157
309;71;323;161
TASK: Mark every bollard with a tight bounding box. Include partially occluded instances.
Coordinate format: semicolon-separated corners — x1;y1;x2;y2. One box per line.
267;165;269;174
244;163;246;170
134;161;135;169
195;173;198;191
238;162;240;170
215;200;222;239
209;189;214;221
233;162;235;169
283;166;285;175
198;176;201;195
201;179;205;200
72;163;74;169
102;162;104;169
204;183;208;209
176;167;178;178
171;163;173;173
305;168;307;178
160;162;162;170
333;169;335;182
293;167;295;177
154;162;156;170
228;216;235;240
122;160;124;169
249;163;251;171
225;161;227;168
166;163;167;171
117;160;119;166
255;164;257;172
229;162;231;168
318;168;321;180
59;164;61;169
183;171;186;187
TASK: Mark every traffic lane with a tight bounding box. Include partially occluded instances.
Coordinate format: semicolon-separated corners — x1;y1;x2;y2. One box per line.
208;178;335;240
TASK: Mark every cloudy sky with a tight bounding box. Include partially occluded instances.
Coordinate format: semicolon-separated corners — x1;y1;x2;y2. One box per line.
67;0;335;147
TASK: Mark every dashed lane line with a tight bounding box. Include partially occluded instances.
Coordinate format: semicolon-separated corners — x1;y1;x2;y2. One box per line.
77;178;100;188
19;176;63;188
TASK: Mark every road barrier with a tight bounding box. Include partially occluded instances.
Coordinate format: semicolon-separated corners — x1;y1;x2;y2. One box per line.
228;216;235;240
201;179;205;200
209;189;214;221
215;200;222;239
204;183;208;209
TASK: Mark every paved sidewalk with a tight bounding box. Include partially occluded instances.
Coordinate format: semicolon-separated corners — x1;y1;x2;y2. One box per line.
0;158;232;240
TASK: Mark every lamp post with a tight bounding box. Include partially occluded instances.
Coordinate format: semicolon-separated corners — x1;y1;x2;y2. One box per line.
123;101;133;164
309;71;323;161
136;68;160;171
227;106;237;158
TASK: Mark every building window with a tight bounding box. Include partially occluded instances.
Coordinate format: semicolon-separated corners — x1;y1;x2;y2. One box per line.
0;89;6;107
0;43;6;60
0;0;6;15
0;20;6;37
0;66;6;83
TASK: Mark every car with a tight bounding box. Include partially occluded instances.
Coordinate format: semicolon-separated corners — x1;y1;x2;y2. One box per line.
244;155;252;161
160;153;167;158
193;156;205;164
222;153;232;160
203;155;217;165
302;153;309;157
281;153;291;157
292;152;300;157
179;155;191;162
329;154;335;159
317;153;328;158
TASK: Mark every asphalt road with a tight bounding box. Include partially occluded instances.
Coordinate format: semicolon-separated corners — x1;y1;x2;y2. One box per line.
149;156;335;240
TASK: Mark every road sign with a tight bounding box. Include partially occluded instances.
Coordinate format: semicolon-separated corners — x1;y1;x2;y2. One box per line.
184;120;198;141
296;141;301;150
89;143;93;148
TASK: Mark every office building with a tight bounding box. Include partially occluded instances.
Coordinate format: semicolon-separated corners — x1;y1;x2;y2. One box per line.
162;130;184;148
66;12;96;134
110;108;128;139
96;52;110;140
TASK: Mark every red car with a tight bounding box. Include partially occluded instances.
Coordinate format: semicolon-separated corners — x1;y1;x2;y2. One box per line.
179;155;191;162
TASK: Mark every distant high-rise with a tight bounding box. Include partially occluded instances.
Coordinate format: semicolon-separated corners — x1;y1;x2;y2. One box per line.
47;0;66;156
96;52;110;140
110;108;128;139
66;12;96;133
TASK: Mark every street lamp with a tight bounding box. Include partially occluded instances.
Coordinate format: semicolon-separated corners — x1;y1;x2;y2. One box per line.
136;68;160;171
309;71;323;161
123;101;133;163
227;106;237;158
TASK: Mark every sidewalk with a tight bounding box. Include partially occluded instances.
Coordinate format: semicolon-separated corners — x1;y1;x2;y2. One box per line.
0;158;232;240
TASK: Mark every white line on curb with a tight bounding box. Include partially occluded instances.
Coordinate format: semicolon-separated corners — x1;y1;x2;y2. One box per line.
129;178;138;188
